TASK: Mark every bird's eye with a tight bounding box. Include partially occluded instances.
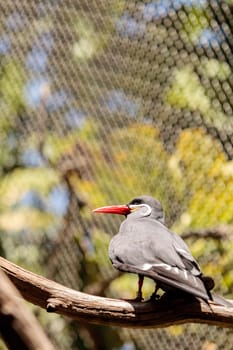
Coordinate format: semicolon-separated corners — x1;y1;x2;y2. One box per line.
130;198;142;205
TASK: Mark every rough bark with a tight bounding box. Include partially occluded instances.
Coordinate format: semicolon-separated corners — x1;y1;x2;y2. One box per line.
0;257;233;329
0;268;55;350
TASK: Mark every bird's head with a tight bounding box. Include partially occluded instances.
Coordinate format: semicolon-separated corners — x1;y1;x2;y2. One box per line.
93;195;165;223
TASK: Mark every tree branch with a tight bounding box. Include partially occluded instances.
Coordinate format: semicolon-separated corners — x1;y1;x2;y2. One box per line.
0;257;233;329
182;225;232;240
0;268;55;350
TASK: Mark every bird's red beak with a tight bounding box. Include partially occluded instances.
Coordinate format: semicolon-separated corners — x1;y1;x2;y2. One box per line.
93;204;131;215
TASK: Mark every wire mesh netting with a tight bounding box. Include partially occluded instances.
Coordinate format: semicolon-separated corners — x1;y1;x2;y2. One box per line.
0;0;233;349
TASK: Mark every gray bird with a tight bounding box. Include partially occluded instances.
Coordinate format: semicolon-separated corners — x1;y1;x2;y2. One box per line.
93;195;230;306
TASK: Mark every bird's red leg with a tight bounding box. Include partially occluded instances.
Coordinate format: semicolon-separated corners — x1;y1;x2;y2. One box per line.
120;274;144;302
136;274;144;301
150;283;160;301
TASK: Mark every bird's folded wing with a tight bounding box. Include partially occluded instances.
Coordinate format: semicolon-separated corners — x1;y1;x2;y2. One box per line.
113;261;211;301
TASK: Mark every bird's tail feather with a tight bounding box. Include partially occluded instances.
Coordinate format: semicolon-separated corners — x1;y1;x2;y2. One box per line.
211;293;233;308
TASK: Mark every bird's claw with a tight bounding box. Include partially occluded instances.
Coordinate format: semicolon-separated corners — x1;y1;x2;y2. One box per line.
134;296;144;302
135;292;144;302
149;292;160;301
124;297;144;302
121;293;144;302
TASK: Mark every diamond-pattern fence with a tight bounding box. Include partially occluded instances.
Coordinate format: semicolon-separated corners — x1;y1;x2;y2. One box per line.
0;0;233;349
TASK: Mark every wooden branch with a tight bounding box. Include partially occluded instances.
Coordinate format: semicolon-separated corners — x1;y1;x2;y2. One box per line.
0;257;233;329
182;225;232;240
0;268;55;350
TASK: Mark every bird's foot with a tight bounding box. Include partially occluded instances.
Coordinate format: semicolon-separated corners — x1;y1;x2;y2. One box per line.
121;292;144;302
121;297;144;302
135;291;144;302
149;292;160;302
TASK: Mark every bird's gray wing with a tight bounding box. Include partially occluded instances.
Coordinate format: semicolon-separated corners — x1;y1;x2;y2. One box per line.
115;259;211;301
171;232;201;276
